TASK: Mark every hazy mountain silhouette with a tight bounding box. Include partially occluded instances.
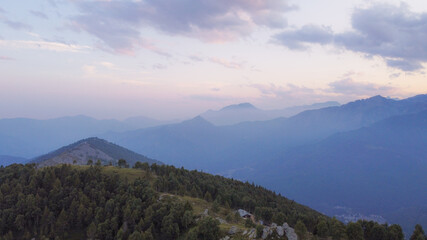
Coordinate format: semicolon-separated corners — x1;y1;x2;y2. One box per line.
31;137;162;167
106;95;427;172
201;101;340;126
0;155;28;166
123;115;179;129
0;115;171;158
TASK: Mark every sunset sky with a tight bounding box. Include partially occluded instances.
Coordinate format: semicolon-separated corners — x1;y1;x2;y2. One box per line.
1;0;427;120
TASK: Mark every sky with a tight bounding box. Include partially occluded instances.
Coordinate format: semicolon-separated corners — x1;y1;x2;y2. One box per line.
1;0;427;120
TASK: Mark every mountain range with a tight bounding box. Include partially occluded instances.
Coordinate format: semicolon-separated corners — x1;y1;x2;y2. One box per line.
0;101;334;159
1;94;427;235
105;95;427;171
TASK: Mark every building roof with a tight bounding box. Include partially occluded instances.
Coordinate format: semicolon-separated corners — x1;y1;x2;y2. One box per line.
238;209;251;217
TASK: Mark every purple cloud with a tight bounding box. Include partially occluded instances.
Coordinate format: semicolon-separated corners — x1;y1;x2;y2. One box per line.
328;78;394;96
2;20;32;31
273;3;427;72
70;0;293;54
385;59;423;72
273;25;333;50
30;10;48;19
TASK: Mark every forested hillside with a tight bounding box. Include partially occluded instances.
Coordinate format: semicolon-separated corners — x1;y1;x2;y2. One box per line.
0;163;417;240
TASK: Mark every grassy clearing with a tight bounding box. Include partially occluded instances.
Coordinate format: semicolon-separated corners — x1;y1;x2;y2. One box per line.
68;166;254;237
70;165;153;183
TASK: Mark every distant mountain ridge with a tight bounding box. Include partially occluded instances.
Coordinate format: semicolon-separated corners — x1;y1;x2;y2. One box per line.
31;137;162;167
107;94;427;171
0;155;28;166
0;115;172;158
220;102;257;111
201;101;340;126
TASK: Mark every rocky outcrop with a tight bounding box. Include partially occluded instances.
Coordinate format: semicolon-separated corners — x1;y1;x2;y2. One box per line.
247;228;256;239
228;226;239;235
276;226;284;236
216;217;227;224
283;223;298;240
262;226;273;239
241;228;256;240
202;208;209;216
220;221;297;240
259;222;298;240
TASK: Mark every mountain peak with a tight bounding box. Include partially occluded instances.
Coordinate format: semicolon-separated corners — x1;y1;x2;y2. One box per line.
221;103;257;111
181;116;214;127
343;95;395;109
31;137;162;167
366;95;387;101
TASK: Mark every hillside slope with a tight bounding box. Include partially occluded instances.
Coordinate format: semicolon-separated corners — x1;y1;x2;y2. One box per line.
241;110;427;235
0;164;331;240
31;137;162;167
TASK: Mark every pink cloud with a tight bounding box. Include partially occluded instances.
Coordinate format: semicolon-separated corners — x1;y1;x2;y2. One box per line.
209;57;244;69
0;56;14;61
70;0;294;54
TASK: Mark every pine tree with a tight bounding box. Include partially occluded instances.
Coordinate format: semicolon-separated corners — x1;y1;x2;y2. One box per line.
410;224;426;240
295;220;308;239
346;222;364;240
55;209;69;235
316;219;329;238
388;224;404;240
87;222;97;240
204;191;213;202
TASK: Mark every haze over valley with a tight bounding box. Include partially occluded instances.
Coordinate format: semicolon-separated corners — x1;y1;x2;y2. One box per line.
1;0;427;239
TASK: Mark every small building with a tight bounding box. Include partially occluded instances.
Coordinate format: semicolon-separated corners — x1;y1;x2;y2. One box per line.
237;209;252;219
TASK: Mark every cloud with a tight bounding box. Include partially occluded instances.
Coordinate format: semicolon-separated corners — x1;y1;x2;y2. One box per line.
273;3;427;72
70;0;293;54
250;83;316;99
328;78;394;96
250;76;395;104
152;63;168;70
0;40;90;52
0;56;14;61
385;59;423;72
389;73;401;79
30;10;48;20
189;55;204;62
209;57;244;69
273;25;333;50
2;20;32;31
190;94;231;102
